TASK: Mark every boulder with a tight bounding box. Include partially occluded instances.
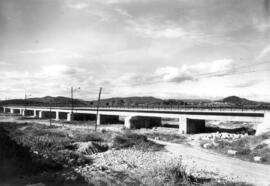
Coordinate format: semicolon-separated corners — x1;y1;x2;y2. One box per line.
227;149;237;155
253;156;262;162
203;143;212;149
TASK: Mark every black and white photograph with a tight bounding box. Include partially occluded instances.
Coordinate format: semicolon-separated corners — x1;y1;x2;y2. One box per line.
0;0;270;185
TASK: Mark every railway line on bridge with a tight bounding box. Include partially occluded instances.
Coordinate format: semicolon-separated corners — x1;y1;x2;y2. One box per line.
1;105;269;135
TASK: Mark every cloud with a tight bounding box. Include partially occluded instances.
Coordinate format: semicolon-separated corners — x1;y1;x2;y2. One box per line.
126;18;205;40
67;2;89;9
0;61;8;65
155;66;194;83
129;22;188;39
114;59;234;87
230;80;259;88
256;44;270;60
19;48;55;54
19;48;84;59
156;59;234;82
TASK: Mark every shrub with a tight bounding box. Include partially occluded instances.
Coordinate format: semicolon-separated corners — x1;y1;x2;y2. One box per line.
138;157;192;186
113;133;164;151
74;133;104;142
254;143;268;150
238;148;251;155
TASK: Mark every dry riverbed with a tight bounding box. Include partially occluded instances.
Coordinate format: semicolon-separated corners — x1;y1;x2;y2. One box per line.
0;113;265;186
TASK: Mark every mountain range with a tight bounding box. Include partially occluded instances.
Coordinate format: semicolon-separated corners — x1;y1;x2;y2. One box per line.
0;95;269;107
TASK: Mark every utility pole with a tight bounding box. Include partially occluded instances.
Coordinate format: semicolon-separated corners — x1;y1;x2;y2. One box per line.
24;94;26;112
71;87;74;115
49;99;52;127
24;93;31;116
70;87;80;121
95;87;102;131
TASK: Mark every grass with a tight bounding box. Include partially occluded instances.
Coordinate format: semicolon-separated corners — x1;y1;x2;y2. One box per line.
1;123;92;167
141;158;253;186
203;132;270;164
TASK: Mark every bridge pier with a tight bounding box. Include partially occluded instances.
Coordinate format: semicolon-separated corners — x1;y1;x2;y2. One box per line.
33;110;37;118
124;116;132;129
39;111;44;118
3;107;8;113
10;109;14;114
55;111;59;121
124;116;161;129
67;113;73;121
179;116;205;134
256;112;270;135
22;109;26;116
179;116;187;134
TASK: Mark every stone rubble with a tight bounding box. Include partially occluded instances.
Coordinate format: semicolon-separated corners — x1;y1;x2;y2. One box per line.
193;132;247;142
227;149;237;155
253;156;262;162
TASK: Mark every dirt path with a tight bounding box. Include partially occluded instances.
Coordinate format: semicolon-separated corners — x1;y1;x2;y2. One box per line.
150;139;270;186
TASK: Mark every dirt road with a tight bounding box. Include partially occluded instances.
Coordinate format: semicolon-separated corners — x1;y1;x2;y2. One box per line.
151;139;270;186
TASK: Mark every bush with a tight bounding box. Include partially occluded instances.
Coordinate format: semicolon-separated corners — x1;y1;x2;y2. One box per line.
15;134;71;153
145;132;186;144
74;133;104;142
113;133;164;151
238;148;251;155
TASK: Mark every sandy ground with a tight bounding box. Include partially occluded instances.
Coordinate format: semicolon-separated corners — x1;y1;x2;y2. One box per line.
151;139;270;186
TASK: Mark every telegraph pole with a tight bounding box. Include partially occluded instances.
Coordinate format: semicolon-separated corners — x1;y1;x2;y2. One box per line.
24;94;26;112
49;100;52;127
70;87;80;121
95;87;102;131
71;87;74;115
24;93;31;115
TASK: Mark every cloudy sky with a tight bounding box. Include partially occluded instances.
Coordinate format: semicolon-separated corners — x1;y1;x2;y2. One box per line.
0;0;270;101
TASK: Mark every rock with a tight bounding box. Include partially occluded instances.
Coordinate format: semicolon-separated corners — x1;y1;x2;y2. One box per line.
203;143;212;149
63;164;69;168
33;151;39;155
67;133;74;138
68;158;75;165
70;175;78;181
212;142;219;147
253;156;262;162
222;133;229;139
235;134;240;139
227;150;237;155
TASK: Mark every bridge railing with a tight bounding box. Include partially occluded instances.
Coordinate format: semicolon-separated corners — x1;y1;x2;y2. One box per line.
1;103;270;112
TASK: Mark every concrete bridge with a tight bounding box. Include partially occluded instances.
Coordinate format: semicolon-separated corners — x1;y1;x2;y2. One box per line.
0;106;269;135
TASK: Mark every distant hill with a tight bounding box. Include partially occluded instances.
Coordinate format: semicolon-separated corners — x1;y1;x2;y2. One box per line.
0;96;88;107
217;96;270;106
88;96;187;107
1;95;269;107
0;96;187;107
